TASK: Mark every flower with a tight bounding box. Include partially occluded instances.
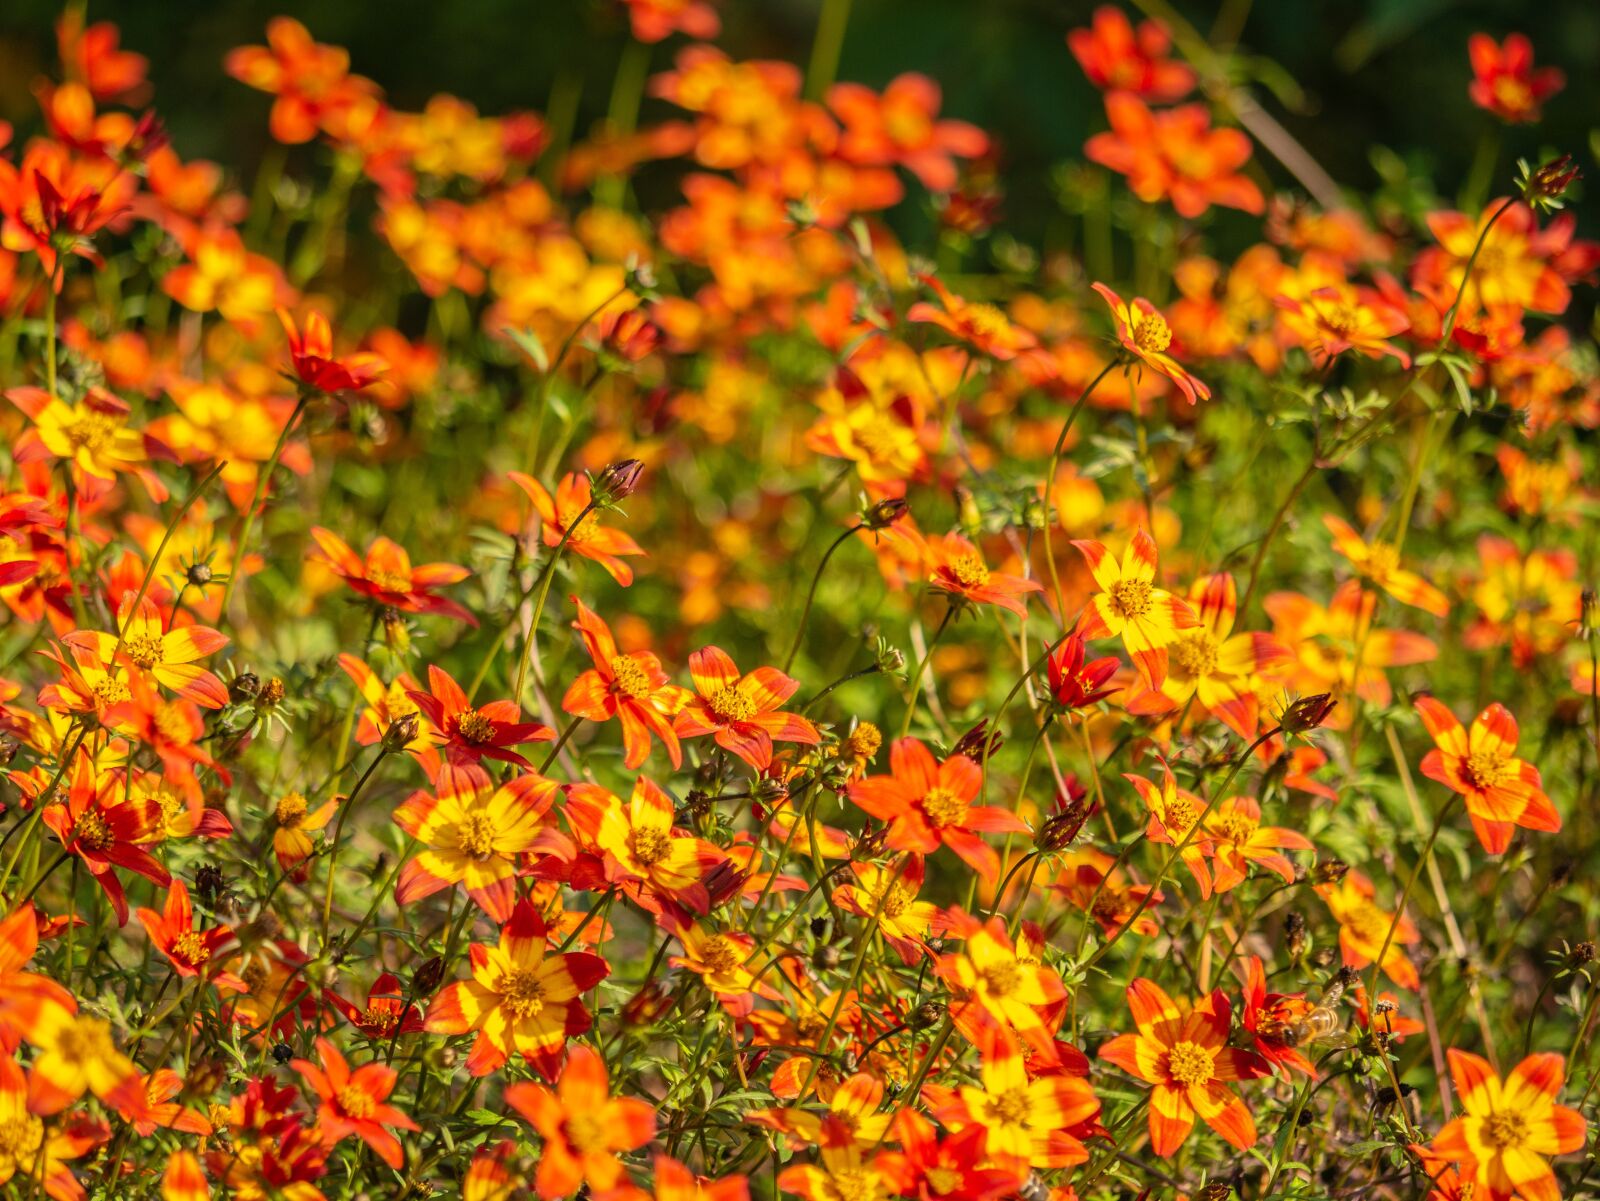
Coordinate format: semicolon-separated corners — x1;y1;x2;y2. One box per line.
279;308;386;393
565;776;725;914
41;752;170;926
224;17;378;143
1468;34;1564;124
270;789;337;880
510;471;646;586
1323;516;1448;616
1092;283;1211;404
827;74;989;192
394;767;564;921
506;1045;656;1200
26;1008;139;1113
310;527;475;623
925;533;1042;618
136;878;245;990
1068;6;1195;101
1318;870;1419;990
423;899;609;1077
0;1052;105;1200
1050;849;1163;939
8;385;175;503
1098;977;1267;1156
1085;95;1263;219
674;646;820;771
1125;767;1216;897
1274;283;1412;366
562;598;691;769
1428;1050;1585;1201
935;913;1065;1043
1045;633;1121;712
1239;955;1317;1077
0;904;75;1052
292;1037;419;1169
907;275;1038;361
407;664;554;786
848;738;1027;881
63;594;229;709
326;972;429;1042
749;1071;894;1152
877;1108;1018;1201
833;858;937;964
1073;529;1200;688
1415;697;1560;855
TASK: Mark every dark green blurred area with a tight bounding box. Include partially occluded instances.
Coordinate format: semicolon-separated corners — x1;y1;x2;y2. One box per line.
0;0;1594;242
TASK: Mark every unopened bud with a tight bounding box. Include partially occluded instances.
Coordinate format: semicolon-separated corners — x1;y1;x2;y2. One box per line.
952;720;999;761
1519;154;1581;212
411;955;446;996
592;459;645;506
1572;942;1596;967
1580;589;1598;638
1194;1184;1233;1201
195;865;226;908
1314;858;1349;885
909;1000;947;1030
230;672;261;703
864;496;909;530
258;677;286;708
186;562;213;587
383;712;421;752
1284;911;1308;961
1282;692;1336;733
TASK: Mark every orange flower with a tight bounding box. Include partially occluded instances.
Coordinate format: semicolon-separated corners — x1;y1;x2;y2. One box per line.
623;0;720;43
1428;1050;1586;1201
136;878;245;990
1464;536;1580;669
394;767;564;921
749;1070;894;1152
0;1051;106;1200
506;1045;656;1200
1468;34;1564;124
337;654;438;769
63;594;229;709
1274;283;1412;366
1068;6;1195;100
225;17;378;143
1098;978;1267;1156
270;790;337;880
1085;94;1263;219
407;664;554;785
1125;767;1216;897
1239;956;1316;1077
935;913;1065;1044
423;899;609;1077
1318;870;1419;990
1323;516;1448;617
833;857;937;964
848;738;1027;881
674;646;820;771
0;142;133;277
510;472;645;586
827;75;989;192
1092;283;1209;404
26;1007;139;1114
57;12;149;102
292;1037;418;1169
0;903;75;1053
1415;698;1560;854
326;972;428;1043
1049;849;1162;939
562;598;691;769
566;777;726;914
924;533;1042;618
41;752;171;926
1415;201;1571;316
1073;529;1199;688
8;385;175;503
1201;795;1312;893
310;527;475;624
907;276;1037;361
279;308;386;393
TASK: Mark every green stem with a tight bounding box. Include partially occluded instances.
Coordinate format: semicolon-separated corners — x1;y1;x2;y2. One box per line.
897;605;954;739
219;391;310;619
784;524;861;672
804;0;853;100
1043;363;1115;624
318;747;393;949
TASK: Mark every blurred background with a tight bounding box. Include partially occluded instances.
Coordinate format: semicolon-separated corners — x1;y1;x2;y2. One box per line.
0;0;1594;253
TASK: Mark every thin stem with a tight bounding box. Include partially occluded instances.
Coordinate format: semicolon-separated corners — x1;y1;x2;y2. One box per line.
784;524;861;672
219;391;311;618
318;747;393;948
1042;363;1115;624
897;605;955;739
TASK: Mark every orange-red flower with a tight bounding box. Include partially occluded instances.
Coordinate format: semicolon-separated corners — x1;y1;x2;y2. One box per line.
1045;633;1120;712
1093;283;1209;405
310;527;475;623
63;595;228;709
279;308;386;393
1274;283;1412;366
0;1051;106;1200
1202;794;1312;893
1126;766;1216;896
1073;529;1199;688
1323;516;1448;617
562;598;691;769
907;276;1037;361
423;899;608;1077
136;878;244;990
225;17;378;144
292;1037;418;1169
510;472;645;587
1050;849;1163;939
506;1044;656;1200
924;533;1042;618
407;664;554;785
42;752;170;926
1318;870;1419;990
1098;978;1267;1156
270;790;337;880
1238;955;1317;1077
1068;6;1195;101
327;972;428;1042
849;738;1027;881
827;74;988;192
1085;94;1263;219
565;777;726;914
935;913;1065;1044
0;904;75;1053
674;646;819;771
1428;1050;1586;1201
1415;697;1560;855
1468;34;1564;124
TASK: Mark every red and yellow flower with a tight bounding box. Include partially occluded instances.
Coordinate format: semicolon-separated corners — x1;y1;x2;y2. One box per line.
310;527;475;624
924;534;1042;618
1073;529;1199;688
1467;34;1564;124
674;647;819;772
1415;697;1560;854
510;471;645;586
1323;516;1448;617
1085;95;1263;219
1092;283;1210;405
506;1045;656;1200
292;1037;418;1169
562;598;691;769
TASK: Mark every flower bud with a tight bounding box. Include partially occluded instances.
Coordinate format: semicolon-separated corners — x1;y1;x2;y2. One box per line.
863;496;909;530
383;712;421;752
411;955;446;997
592;459;645;507
1284;911;1308;961
952;719;999;761
1519;153;1581;212
1313;858;1349;885
229;672;261;703
909;1000;947;1030
258;677;286;708
186;562;213;587
1282;692;1336;733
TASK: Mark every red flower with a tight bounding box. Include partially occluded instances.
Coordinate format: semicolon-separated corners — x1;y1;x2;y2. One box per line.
292;1037;418;1169
1046;634;1121;711
562;597;691;770
41;752;170;926
1468;34;1564;124
309;527;475;624
1239;955;1316;1077
1068;6;1195;101
505;1045;656;1199
1085;94;1263;219
279;308;386;393
326;972;428;1042
674;647;820;771
1415;697;1560;854
135;879;244;991
406;665;553;787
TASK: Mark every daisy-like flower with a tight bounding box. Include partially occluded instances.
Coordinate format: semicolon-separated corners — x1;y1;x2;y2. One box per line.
8;385;175;503
1323;516;1448;617
667;922;775;1017
135;879;245;991
407;664;554;786
269;790;337;880
63;594;228;709
278;308;386;393
326;972;428;1042
336;653;439;773
1427;1050;1586;1201
1085;96;1263;220
906;275;1038;361
1467;34;1564;124
1098;978;1268;1157
0;1052;106;1200
26;1008;139;1114
674;647;819;772
1092;282;1210;404
935;913;1065;1044
1050;849;1162;940
848;737;1027;881
878;1109;1018;1201
562;597;691;769
506;1045;656;1200
292;1037;418;1169
1045;633;1121;713
565;777;726;915
1125;767;1216;898
423;899;608;1078
1414;697;1560;855
1202;795;1313;894
1238;956;1317;1077
393;767;564;922
1073;530;1199;688
1274;283;1412;366
42;752;170;927
0;904;76;1053
510;471;645;587
309;527;475;624
924;533;1042;618
749;1071;894;1152
1318;870;1420;990
833;857;938;964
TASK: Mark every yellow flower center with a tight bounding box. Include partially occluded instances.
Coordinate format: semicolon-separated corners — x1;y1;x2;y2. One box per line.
1132;312;1172;355
172;931;211;966
1170;631;1218;678
629;827;672;867
124;632;166;670
53;1018;117;1066
949;552;990;590
1161;794;1198;837
921;786;969;830
336;1086;376;1120
844;723;882;763
561;507;601;543
498;967;547;1020
878;882;913;920
0;1113;45;1168
699;935;744;974
1165;1040;1214;1087
984;1086;1032;1126
92;676;131;708
924;1168;962;1196
1481;1109;1529;1150
366;568;413;594
61;409;122;454
73;808;116;852
609;655;654;699
455;708;496;744
965;303;1011;340
457;810;498;859
827;1169;880;1201
979;961;1022;998
362;1007;400;1036
1111;578;1153;620
275;792;309;829
1465;750;1511;790
1491;76;1532;114
1210;811;1258;846
707;685;756;724
1318;303;1362;338
564;1112;610;1154
1364;541;1399;582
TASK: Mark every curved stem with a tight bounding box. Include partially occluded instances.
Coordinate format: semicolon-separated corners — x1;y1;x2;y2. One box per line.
897;605;955;739
318;747;393;949
219;392;311;619
1042;362;1115;624
783;523;861;673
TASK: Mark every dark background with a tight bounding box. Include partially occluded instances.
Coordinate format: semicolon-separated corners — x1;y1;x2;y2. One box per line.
1;0;1595;249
